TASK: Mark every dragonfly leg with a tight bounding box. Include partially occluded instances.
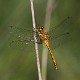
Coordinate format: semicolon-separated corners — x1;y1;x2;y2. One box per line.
36;38;42;44
35;33;39;37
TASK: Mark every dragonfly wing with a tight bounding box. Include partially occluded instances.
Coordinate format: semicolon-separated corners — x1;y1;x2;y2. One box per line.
50;16;72;36
9;26;35;49
50;32;70;49
49;17;72;49
9;38;35;49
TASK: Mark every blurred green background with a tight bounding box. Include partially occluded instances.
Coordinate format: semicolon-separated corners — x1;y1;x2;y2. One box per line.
0;0;80;80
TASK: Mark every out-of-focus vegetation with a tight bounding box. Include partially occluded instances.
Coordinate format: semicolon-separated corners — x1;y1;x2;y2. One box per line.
0;0;80;80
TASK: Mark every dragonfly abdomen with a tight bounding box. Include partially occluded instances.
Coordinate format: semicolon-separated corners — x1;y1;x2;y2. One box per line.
44;39;57;70
37;26;57;70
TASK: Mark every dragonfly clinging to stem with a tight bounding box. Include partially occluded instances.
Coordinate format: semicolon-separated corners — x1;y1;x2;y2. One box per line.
36;26;57;69
9;17;71;70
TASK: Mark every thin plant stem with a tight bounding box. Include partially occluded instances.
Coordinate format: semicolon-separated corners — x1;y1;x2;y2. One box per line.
30;0;42;80
42;0;56;80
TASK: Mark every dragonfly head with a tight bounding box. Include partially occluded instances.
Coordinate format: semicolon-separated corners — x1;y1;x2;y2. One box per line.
39;26;44;31
36;26;45;34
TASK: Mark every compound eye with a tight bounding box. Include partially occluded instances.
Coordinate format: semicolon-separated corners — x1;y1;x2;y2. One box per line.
40;26;44;30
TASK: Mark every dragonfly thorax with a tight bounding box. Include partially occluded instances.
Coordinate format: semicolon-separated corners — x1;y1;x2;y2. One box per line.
36;26;49;41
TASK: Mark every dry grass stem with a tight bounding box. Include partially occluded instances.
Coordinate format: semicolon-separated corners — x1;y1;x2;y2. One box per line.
30;0;42;80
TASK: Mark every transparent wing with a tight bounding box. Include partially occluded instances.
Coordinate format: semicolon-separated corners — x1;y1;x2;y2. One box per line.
9;26;35;49
49;17;72;49
50;16;72;35
49;32;70;49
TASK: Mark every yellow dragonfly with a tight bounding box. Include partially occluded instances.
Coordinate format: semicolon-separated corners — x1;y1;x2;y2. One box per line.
36;26;57;69
9;17;71;69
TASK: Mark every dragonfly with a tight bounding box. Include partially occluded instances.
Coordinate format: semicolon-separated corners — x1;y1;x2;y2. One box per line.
9;17;71;69
36;26;57;69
